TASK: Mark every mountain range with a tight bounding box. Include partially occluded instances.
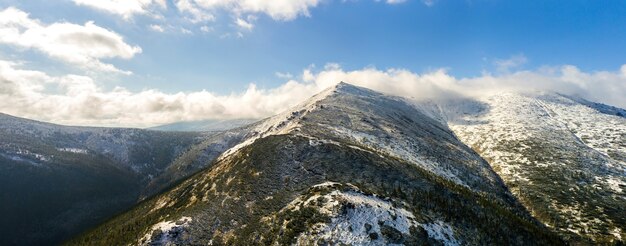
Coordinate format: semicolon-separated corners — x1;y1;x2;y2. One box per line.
1;82;624;245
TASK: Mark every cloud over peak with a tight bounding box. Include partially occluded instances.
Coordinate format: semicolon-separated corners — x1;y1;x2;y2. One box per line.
1;60;624;128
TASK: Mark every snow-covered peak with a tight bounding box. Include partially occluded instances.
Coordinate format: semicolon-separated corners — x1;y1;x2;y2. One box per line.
332;81;382;96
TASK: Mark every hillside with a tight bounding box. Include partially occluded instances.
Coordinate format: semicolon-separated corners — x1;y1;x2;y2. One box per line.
148;119;258;132
68;83;562;245
445;92;626;243
0;114;234;245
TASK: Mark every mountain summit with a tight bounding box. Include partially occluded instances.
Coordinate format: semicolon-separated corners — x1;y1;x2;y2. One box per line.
69;82;561;245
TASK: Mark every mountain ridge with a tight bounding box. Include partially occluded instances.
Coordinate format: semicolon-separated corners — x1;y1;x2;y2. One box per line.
67;82;563;245
1;82;624;245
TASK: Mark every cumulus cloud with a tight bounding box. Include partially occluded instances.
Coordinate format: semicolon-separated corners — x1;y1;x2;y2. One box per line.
73;0;167;20
175;0;216;23
169;0;322;31
1;60;625;128
0;7;141;74
173;0;409;29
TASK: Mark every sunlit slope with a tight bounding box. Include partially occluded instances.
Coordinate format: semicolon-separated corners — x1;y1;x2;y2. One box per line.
448;92;626;243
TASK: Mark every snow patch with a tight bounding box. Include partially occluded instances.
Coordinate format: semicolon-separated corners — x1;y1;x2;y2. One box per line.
139;217;192;246
610;228;623;241
422;220;460;246
605;177;625;194
285;183;460;245
57;147;88;154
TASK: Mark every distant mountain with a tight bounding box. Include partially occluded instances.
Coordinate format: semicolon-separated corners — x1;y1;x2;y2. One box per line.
0;114;250;245
148;119;258;132
69;83;563;245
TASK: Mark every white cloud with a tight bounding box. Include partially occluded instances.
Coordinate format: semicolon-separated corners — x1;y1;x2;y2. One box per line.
180;27;194;34
376;0;410;4
73;0;167;20
0;7;141;74
176;0;216;23
184;0;321;21
172;0;327;30
235;17;254;30
386;0;407;4
149;24;165;32
494;54;528;73
1;60;625;128
421;0;436;6
275;72;293;79
200;25;214;32
73;0;405;32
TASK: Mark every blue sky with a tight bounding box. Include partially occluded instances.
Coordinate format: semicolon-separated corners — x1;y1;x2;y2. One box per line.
0;0;625;126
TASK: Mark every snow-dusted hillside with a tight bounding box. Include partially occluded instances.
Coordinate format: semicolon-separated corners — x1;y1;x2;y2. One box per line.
0;113;206;176
280;182;460;246
8;83;624;245
70;82;561;246
446;92;625;243
223;82;509;198
0;113;211;245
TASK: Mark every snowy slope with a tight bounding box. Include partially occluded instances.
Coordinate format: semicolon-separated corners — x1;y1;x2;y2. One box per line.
221;82;508;198
284;182;461;246
0;113;205;175
447;92;625;243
